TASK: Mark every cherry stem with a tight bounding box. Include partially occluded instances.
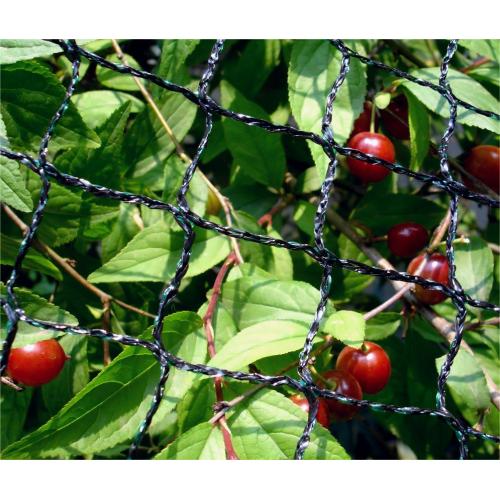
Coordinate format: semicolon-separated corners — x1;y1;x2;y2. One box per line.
370;98;377;134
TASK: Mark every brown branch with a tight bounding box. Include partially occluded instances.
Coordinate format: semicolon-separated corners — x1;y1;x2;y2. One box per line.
110;40;243;265
1;376;23;391
464;317;500;331
327;208;500;410
461;56;491;74
257;195;293;228
202;252;239;459
2;204;155;319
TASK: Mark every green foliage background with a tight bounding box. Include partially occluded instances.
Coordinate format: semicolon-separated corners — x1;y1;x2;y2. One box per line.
0;39;499;459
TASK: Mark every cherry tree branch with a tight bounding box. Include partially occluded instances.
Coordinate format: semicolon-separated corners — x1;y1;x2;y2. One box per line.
2;204;155;319
110;40;243;265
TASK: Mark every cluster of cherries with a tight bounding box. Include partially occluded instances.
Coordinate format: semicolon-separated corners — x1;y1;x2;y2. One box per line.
345;95;499;194
290;341;391;425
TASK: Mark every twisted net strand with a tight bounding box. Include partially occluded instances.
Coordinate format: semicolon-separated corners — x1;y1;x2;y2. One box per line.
1;38;499;460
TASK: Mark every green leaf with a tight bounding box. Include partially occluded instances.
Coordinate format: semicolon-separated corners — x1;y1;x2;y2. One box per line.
223;40;281;97
351;193;446;234
209;320;317;371
294;166;322;194
220;81;286;189
458;40;500;65
154;422;225;460
288;40;366;177
125;87;198;190
101;204;142;262
156;40;199;84
221;276;333;331
0;234;62;280
96;54;141;91
234;211;293;280
41;335;89;415
0;386;33;450
365;313;402;341
2;312;205;458
0;156;33;212
401;68;500;134
72;90;144;129
88;220;231;283
435;350;490;417
322;310;365;348
175;378;216;434
162;155;208;217
25;174;82;247
0;285;77;348
58;102;131;189
405;89;430;171
0;40;60;64
228;390;349;459
1;61;100;151
454;236;494;302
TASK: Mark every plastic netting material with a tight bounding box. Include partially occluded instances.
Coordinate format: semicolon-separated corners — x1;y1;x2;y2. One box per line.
1;39;499;459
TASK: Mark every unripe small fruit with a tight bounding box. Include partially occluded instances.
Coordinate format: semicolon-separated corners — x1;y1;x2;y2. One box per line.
205;189;223;215
6;339;68;386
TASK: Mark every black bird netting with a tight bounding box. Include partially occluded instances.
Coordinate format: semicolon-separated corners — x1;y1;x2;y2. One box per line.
1;39;499;460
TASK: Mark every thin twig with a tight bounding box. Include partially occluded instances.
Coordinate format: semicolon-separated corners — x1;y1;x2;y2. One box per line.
2;204;155;319
110;39;243;265
461;56;491;74
464;317;500;331
1;376;23;391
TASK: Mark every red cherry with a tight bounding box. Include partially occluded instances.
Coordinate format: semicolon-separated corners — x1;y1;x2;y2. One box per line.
380;94;410;140
463;145;499;194
320;369;363;421
6;339;68;386
407;253;450;305
289;394;330;428
351;101;378;137
336;341;391;394
387;222;429;258
346;132;395;183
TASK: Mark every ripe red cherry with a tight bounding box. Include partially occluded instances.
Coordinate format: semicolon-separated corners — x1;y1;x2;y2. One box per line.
407;253;450;305
346;132;395;183
351;101;378;137
463;145;499;194
289;394;330;428
336;342;391;394
6;339;68;386
380;94;410;140
387;222;429;258
320;369;363;421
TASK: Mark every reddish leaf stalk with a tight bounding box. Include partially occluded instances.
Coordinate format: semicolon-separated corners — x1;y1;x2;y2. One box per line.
203;252;239;459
